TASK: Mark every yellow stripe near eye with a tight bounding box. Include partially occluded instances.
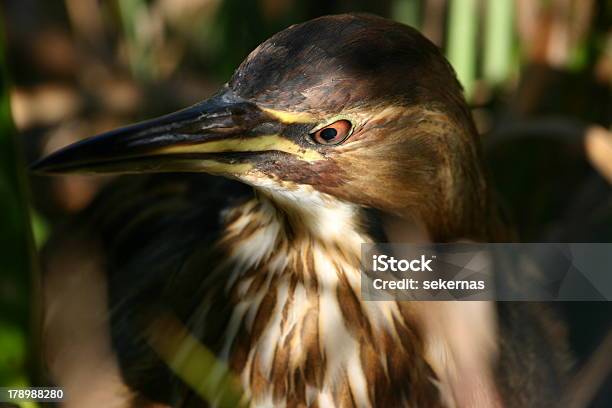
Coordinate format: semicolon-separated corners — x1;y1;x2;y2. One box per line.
261;108;316;124
157;134;323;162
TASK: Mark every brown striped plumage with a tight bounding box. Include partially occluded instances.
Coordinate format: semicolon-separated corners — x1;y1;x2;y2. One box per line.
212;192;444;406
35;13;569;407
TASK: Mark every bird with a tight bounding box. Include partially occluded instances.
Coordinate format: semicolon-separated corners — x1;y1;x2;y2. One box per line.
34;13;570;408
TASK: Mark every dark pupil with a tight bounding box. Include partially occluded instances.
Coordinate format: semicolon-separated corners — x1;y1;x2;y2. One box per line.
320;128;338;141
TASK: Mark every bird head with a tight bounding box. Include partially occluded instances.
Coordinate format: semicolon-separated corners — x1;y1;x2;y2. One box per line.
33;14;498;241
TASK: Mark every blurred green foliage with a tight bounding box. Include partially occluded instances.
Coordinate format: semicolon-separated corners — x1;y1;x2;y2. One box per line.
0;10;39;407
0;0;609;404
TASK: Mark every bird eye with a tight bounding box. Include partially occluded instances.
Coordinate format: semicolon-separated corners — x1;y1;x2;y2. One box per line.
311;120;352;145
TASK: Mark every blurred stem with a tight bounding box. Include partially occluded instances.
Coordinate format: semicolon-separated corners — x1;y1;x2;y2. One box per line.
392;0;421;29
29;210;49;250
483;0;514;85
447;0;478;100
117;0;154;81
0;10;42;391
148;314;246;408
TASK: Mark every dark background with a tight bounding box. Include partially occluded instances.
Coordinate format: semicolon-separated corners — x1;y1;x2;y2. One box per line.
0;0;610;406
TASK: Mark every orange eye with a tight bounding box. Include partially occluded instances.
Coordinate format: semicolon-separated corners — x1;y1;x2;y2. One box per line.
311;120;352;145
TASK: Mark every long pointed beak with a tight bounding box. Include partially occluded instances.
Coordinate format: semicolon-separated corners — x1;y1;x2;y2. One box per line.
31;89;316;176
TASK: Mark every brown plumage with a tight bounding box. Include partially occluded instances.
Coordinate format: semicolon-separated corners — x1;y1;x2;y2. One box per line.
35;14;568;407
